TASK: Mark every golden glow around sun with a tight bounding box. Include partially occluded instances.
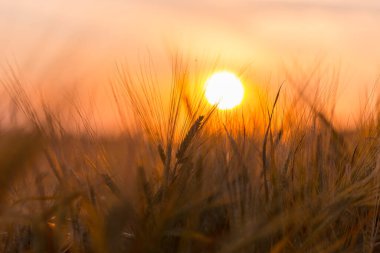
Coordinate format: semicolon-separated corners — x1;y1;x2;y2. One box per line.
205;71;244;110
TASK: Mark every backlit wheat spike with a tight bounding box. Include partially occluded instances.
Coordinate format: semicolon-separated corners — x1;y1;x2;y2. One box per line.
176;115;204;162
157;144;166;165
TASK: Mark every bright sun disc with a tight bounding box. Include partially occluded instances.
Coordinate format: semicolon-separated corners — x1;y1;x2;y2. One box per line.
205;71;244;110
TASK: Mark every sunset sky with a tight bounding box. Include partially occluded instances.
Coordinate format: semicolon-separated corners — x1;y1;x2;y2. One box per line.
0;0;379;128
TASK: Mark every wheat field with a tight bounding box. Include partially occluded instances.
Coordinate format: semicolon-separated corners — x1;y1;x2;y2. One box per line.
1;58;380;253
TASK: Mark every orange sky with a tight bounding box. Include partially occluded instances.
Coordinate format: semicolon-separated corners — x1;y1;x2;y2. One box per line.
0;0;380;131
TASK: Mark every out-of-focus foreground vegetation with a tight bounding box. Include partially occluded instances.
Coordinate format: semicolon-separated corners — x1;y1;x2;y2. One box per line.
1;58;380;253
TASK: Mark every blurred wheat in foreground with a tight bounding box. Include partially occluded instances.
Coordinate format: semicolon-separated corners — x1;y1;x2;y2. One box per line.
1;59;380;253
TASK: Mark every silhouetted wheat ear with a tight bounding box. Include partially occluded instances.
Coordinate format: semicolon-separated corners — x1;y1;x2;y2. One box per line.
176;115;204;162
101;174;122;199
157;144;166;165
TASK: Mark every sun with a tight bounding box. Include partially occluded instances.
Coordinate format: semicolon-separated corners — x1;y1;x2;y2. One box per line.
204;71;244;110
